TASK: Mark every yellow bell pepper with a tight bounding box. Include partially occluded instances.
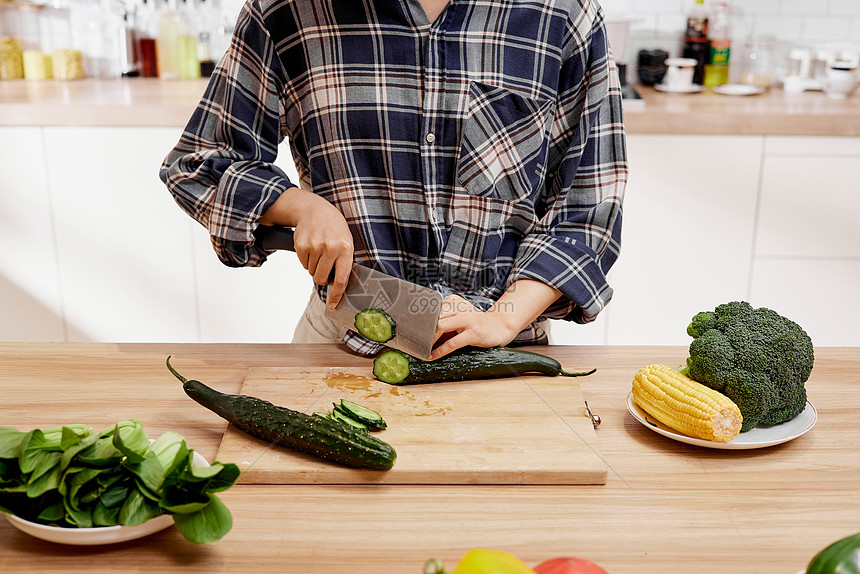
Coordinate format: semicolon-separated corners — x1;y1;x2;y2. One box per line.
443;549;537;574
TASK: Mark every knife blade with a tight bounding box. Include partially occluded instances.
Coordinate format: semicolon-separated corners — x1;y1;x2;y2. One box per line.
254;225;442;359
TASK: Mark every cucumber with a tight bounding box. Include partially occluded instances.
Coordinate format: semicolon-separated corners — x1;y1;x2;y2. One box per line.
337;399;387;430
166;357;396;471
354;309;395;343
372;346;597;385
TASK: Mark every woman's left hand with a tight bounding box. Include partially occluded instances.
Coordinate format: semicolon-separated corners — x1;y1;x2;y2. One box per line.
429;295;519;361
429;279;563;361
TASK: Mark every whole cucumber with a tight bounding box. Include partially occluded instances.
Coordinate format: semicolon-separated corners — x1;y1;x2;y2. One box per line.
166;357;396;471
373;346;596;385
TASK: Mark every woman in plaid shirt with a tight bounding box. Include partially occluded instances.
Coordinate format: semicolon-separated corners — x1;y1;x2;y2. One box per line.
160;0;627;359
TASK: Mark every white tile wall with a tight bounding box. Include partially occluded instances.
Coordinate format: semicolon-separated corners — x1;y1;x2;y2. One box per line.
830;0;860;18
601;0;860;65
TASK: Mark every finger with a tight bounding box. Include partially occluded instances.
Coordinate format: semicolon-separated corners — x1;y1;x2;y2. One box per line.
438;295;466;319
295;241;310;271
429;331;479;361
433;313;469;343
312;251;336;286
327;254;353;310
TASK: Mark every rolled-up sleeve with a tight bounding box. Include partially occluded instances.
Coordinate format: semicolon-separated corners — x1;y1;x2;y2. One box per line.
159;0;294;267
507;6;627;323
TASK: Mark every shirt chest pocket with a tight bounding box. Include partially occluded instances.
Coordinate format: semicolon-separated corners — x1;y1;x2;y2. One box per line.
456;82;556;202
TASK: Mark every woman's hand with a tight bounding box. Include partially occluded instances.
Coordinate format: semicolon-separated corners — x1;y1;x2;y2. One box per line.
429;295;518;361
259;188;353;309
429;279;562;361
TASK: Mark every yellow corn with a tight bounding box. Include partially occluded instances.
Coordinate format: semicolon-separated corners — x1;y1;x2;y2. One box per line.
632;364;742;442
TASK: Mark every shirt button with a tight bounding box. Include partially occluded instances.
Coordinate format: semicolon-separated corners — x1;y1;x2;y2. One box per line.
425;133;436;143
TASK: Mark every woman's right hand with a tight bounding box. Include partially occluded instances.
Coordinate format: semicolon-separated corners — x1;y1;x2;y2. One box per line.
259;188;353;310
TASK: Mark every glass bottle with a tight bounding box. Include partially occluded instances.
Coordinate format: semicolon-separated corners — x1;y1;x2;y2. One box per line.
117;3;139;77
681;0;709;85
136;0;158;76
195;0;214;76
704;2;731;87
156;0;181;79
176;0;198;79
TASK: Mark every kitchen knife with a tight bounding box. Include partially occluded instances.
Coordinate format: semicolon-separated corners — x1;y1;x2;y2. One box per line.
254;225;442;360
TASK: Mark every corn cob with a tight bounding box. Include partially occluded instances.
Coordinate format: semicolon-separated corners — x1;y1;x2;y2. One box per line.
632;364;743;442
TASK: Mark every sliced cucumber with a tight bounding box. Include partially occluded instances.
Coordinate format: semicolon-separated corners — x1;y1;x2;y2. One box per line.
354;309;395;343
330;408;368;431
372;349;411;384
338;399;387;430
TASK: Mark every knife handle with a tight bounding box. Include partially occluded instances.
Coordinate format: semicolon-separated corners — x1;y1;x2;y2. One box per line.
254;225;295;252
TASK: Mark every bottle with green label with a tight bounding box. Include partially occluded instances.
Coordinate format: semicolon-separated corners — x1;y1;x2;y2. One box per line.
704;2;731;87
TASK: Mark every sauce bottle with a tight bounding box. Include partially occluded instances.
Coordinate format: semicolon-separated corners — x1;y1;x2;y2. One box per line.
704;2;731;87
681;0;709;85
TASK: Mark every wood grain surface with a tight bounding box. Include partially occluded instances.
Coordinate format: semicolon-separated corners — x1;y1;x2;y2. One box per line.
216;366;606;485
1;343;858;574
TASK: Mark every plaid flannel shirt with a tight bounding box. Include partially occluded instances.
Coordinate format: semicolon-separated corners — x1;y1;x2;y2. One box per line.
160;0;627;354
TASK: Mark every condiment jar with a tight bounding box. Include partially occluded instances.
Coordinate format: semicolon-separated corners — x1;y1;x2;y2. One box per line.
0;36;24;79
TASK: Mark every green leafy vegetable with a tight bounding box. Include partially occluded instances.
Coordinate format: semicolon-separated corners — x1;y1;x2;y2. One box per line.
0;420;240;544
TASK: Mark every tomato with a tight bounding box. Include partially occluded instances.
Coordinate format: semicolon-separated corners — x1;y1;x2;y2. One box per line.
533;557;609;574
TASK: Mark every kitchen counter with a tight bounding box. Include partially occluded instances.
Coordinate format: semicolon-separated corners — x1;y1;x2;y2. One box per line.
1;78;860;135
625;85;860;136
1;343;858;573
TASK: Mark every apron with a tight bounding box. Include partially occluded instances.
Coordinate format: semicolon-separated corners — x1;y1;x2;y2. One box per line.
290;291;348;343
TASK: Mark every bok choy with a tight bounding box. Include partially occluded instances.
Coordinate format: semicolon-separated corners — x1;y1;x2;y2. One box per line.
0;419;239;544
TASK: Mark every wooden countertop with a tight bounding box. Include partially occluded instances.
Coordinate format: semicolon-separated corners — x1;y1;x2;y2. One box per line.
625;85;860;137
1;343;858;574
1;78;859;136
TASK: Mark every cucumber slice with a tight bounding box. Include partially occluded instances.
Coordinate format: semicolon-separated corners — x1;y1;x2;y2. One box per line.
330;408;368;431
338;399;387;430
354;309;395;343
372;349;411;384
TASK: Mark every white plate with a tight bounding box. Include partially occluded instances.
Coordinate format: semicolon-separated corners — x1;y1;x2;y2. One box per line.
5;448;208;545
713;83;766;96
627;393;817;450
654;83;705;94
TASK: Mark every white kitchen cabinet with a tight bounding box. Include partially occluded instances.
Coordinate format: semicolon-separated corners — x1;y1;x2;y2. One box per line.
756;155;860;258
44;126;199;342
192;145;312;343
6;127;859;346
749;135;860;346
0;127;65;341
750;258;860;347
597;135;763;346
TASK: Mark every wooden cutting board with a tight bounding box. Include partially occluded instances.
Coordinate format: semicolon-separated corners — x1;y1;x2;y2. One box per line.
215;366;608;485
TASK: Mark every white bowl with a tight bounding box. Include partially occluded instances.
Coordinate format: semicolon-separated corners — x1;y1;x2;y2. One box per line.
822;66;858;99
5;513;175;546
5;448;209;545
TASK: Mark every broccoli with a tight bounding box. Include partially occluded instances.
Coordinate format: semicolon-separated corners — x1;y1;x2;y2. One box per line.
681;301;814;432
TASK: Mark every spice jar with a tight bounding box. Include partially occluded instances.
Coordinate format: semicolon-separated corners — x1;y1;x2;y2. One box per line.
0;36;24;79
737;36;776;89
23;49;51;79
52;48;85;79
